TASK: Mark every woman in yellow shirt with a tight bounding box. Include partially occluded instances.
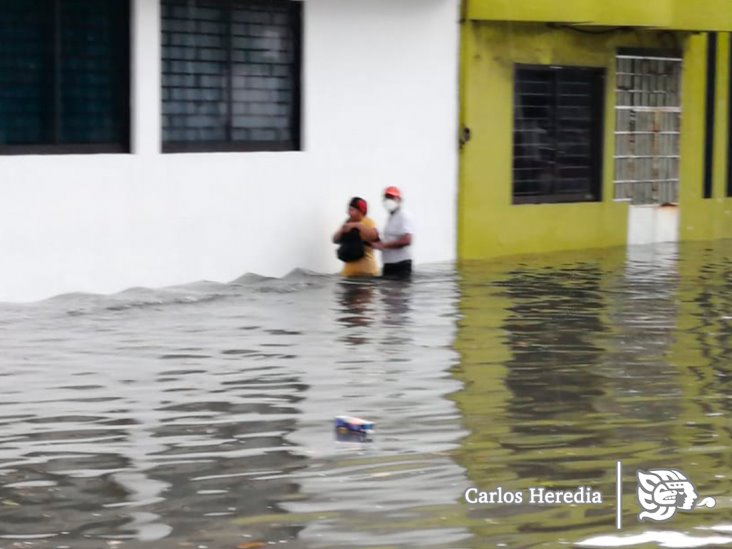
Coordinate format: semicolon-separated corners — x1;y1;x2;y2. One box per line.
333;197;380;277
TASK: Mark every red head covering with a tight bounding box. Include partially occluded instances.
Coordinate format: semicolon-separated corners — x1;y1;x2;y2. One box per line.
349;196;367;215
384;186;402;199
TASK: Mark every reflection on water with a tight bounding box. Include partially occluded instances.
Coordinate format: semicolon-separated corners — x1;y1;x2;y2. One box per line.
0;241;731;548
453;242;732;548
0;267;466;549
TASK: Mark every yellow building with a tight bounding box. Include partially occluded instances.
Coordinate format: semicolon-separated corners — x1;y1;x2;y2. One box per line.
459;0;732;259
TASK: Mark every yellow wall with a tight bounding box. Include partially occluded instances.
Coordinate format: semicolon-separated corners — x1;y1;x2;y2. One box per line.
466;0;596;25
460;22;732;261
459;22;644;259
466;0;732;32
672;1;732;32
679;33;732;241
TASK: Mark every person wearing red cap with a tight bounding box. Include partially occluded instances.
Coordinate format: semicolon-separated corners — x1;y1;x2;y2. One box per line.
372;186;414;278
332;197;380;277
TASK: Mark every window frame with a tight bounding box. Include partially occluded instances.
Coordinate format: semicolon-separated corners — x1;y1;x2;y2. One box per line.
512;64;605;205
0;0;131;156
613;48;682;205
160;0;303;154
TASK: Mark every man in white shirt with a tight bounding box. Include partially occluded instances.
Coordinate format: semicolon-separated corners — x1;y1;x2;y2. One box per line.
373;186;414;278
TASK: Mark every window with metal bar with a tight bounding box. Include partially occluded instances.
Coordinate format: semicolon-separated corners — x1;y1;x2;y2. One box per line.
161;0;301;153
513;65;604;204
0;0;130;154
613;49;682;205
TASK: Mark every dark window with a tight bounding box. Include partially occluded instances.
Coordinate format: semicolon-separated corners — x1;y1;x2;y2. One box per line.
0;0;130;154
703;32;717;199
161;0;302;153
513;65;605;204
728;37;732;197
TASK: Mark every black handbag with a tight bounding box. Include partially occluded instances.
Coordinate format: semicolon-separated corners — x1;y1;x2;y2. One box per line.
337;228;365;262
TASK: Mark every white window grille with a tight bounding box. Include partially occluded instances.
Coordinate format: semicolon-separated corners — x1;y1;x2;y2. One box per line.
614;52;682;205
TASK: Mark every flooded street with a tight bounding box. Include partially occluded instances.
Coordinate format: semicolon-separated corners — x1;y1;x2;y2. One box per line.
0;241;731;548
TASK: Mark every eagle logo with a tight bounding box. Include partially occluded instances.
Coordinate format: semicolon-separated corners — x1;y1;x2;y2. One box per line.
637;469;716;522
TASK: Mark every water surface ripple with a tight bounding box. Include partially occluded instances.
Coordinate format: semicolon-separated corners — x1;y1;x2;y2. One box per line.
0;242;731;548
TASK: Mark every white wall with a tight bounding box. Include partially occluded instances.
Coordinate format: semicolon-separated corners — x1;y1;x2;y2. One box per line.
627;204;679;245
0;0;459;303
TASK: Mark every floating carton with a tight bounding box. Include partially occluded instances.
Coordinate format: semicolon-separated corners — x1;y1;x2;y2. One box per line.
334;415;374;435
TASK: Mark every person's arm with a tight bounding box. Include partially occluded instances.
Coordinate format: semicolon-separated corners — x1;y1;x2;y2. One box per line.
376;213;413;249
377;233;412;249
341;221;378;242
333;222;350;243
333;221;375;243
357;223;379;243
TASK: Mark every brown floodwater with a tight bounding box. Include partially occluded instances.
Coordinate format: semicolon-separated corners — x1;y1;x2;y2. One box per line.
0;241;730;548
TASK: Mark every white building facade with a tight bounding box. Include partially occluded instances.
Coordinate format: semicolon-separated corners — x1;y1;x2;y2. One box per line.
0;0;459;302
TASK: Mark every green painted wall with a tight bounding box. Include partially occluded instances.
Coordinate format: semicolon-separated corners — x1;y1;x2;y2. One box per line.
459;22;732;260
459;22;636;259
467;0;596;25
467;0;732;31
679;33;732;241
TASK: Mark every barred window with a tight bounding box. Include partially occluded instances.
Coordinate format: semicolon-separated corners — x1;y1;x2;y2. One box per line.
0;0;130;154
161;0;302;152
614;49;682;205
513;65;605;204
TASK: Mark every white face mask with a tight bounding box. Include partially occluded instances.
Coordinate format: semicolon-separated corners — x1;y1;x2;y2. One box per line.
383;198;399;213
